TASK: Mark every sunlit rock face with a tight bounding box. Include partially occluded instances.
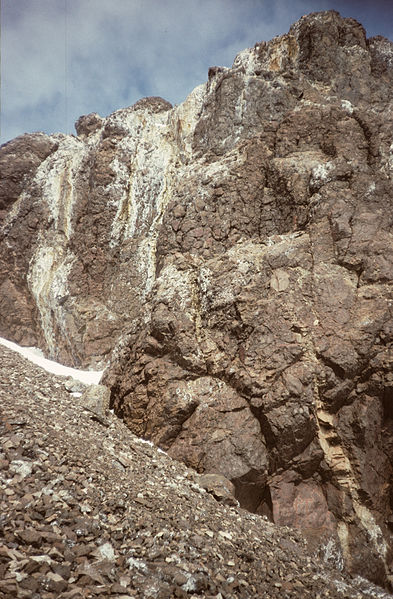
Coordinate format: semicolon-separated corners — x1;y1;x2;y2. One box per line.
1;10;393;587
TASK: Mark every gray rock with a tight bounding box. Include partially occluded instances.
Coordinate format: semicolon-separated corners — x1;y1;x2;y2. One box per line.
81;384;111;425
198;473;238;506
64;377;87;394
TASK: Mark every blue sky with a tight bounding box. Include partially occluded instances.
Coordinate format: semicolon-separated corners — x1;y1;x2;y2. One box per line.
1;0;392;144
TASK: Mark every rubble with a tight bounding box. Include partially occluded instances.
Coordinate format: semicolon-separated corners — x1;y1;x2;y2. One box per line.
1;344;392;598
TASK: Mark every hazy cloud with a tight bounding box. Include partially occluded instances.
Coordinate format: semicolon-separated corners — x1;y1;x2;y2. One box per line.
1;0;392;143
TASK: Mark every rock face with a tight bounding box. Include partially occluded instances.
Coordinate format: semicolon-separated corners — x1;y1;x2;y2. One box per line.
3;343;393;599
1;9;393;588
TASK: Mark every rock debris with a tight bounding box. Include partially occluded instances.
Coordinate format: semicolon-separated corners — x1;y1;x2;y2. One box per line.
1;344;392;599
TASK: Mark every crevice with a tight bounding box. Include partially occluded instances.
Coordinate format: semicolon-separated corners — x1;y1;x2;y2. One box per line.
232;468;269;513
255;484;274;521
109;386;124;418
217;406;246;414
317;352;346;380
382;386;393;423
249;404;276;451
352;110;376;168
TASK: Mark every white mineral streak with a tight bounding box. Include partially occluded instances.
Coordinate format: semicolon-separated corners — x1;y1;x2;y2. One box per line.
316;407;388;566
27;243;75;358
107;88;205;295
319;536;344;571
341;99;354;114
109;91;202;245
34;135;87;239
233;47;259;126
13;85;207;356
171;83;206;157
107;154;133;243
23;137;89;359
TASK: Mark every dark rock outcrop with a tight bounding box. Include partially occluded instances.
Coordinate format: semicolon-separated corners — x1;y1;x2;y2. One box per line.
2;342;393;598
1;10;393;588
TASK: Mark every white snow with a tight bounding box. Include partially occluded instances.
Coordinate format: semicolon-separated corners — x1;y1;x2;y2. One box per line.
0;337;103;385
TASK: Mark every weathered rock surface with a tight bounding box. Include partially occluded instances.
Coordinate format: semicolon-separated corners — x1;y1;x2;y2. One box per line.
1;9;393;588
3;343;392;599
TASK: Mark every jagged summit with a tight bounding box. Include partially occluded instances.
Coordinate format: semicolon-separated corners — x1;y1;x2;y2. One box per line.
1;10;393;590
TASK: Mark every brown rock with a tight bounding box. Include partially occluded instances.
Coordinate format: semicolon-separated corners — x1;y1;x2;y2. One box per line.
81;384;110;425
75;112;104;137
1;9;393;592
17;528;43;546
102;12;393;588
198;473;237;506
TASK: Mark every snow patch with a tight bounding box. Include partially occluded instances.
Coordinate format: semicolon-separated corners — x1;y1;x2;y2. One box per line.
0;337;102;385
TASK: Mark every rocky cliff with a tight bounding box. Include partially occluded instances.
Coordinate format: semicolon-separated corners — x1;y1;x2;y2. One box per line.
1;10;393;589
3;343;393;599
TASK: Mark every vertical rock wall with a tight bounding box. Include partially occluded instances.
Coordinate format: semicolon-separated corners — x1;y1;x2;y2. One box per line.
1;10;393;587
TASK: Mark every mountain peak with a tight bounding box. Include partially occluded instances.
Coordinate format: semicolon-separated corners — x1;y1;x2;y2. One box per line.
1;11;393;591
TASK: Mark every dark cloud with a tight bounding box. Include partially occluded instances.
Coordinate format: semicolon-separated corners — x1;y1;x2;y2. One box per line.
1;0;392;143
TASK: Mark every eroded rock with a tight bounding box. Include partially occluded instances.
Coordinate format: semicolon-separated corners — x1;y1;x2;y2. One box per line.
3;343;390;598
1;9;393;588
